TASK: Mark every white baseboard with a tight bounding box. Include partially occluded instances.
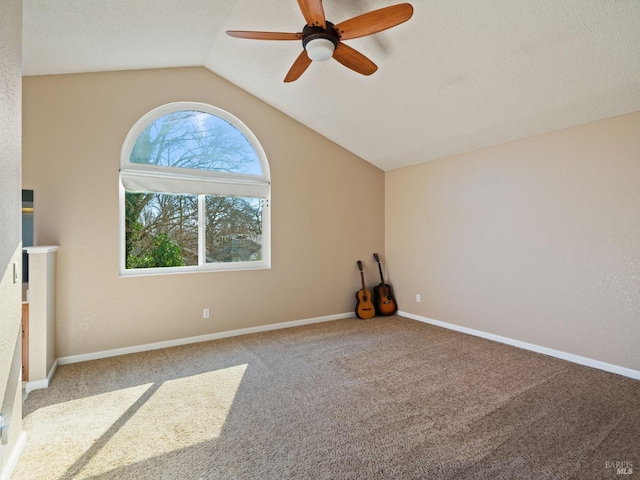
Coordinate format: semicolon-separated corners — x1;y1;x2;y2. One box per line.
58;312;355;366
398;311;640;381
24;359;59;394
0;431;27;480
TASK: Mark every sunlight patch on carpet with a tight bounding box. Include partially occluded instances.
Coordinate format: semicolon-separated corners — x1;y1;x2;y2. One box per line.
77;364;247;478
19;383;154;480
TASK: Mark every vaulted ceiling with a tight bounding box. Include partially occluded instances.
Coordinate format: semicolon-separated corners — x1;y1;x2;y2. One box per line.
22;0;640;170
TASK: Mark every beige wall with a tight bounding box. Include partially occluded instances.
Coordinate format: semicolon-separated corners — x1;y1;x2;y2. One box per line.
22;66;639;372
386;111;640;371
22;67;385;358
0;0;24;472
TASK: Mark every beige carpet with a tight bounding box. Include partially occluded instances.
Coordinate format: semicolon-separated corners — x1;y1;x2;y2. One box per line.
13;316;640;479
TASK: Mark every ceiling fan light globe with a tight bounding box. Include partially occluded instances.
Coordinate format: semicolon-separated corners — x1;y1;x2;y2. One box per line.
305;38;335;62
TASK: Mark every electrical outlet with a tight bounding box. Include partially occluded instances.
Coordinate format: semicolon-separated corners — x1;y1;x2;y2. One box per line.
203;308;210;319
416;294;421;303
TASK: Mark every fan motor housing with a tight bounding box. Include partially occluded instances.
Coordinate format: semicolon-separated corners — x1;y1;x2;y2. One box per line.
302;21;339;49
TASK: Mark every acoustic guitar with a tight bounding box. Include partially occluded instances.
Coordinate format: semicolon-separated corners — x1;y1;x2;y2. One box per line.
373;253;398;316
355;261;375;319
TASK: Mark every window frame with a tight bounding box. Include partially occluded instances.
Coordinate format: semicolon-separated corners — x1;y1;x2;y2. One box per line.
119;102;270;276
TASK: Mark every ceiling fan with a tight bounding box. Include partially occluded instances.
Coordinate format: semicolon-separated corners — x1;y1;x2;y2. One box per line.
226;1;414;82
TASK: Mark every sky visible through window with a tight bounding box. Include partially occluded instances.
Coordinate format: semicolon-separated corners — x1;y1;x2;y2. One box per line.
130;110;262;176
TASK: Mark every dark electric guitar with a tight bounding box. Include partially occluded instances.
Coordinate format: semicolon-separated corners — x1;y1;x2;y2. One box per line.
355;261;375;319
373;253;398;316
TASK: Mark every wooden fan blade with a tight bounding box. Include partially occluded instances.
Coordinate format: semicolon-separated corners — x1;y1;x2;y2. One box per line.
284;50;312;82
334;3;413;40
226;30;303;40
332;42;378;76
297;0;326;28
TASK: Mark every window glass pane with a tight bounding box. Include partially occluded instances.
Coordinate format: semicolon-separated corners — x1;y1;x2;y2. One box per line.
129;110;262;175
125;192;198;268
121;103;270;275
205;196;262;263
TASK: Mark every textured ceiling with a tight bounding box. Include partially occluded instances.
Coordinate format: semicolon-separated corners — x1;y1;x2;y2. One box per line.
22;0;640;171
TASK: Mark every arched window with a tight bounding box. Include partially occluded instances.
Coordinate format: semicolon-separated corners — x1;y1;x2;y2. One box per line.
119;102;270;275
